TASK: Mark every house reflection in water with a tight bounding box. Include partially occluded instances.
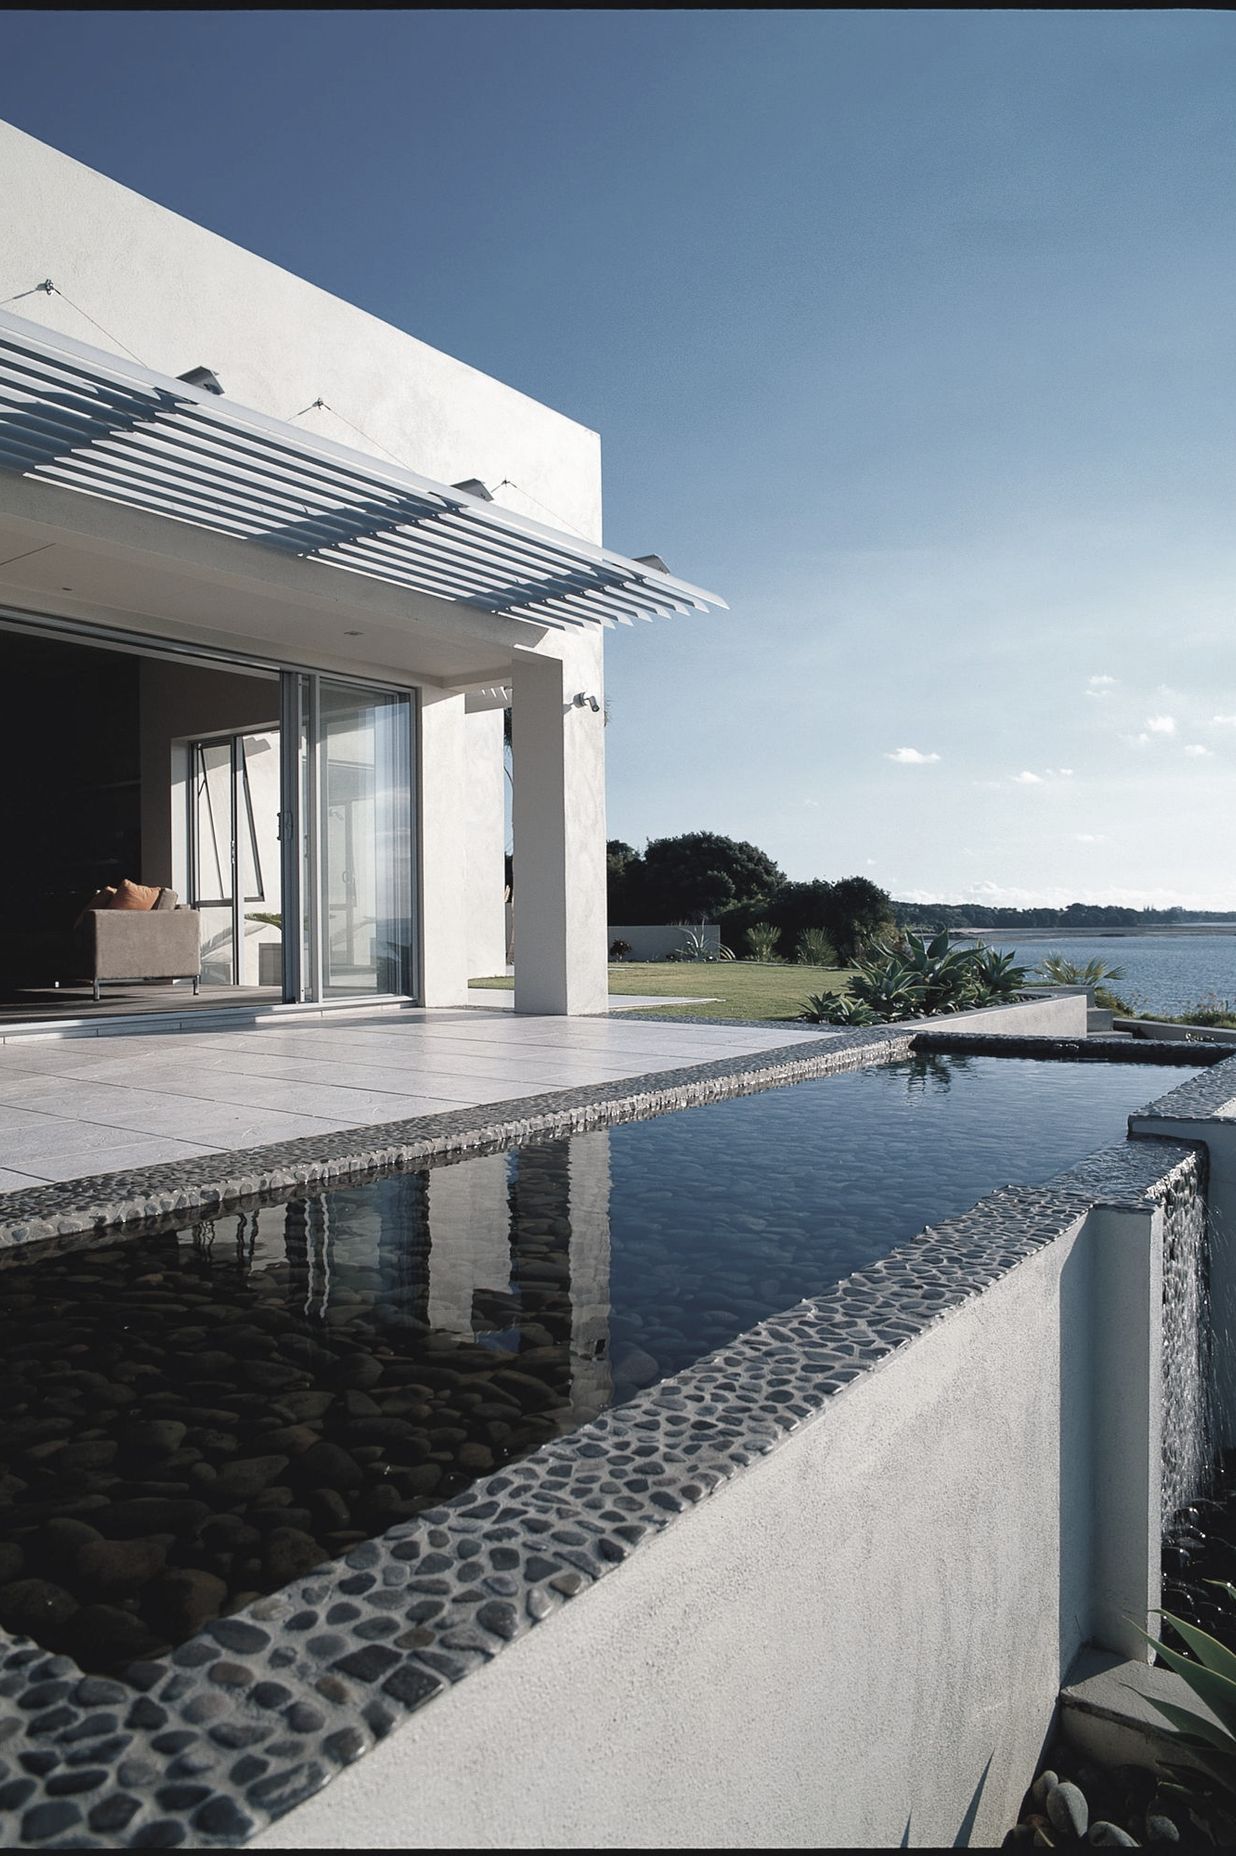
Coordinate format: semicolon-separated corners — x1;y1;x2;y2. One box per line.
257;1132;615;1437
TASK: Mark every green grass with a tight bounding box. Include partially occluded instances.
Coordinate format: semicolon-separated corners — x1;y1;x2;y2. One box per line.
468;961;855;1022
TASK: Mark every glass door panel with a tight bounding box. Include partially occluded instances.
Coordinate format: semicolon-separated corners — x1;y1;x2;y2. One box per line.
237;731;281;988
318;681;413;998
190;740;237;988
190;730;282;990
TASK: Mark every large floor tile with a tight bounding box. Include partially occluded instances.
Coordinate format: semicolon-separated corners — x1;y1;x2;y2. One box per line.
0;1137;214;1183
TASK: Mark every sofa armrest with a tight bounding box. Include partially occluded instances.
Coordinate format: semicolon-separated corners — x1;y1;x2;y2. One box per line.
83;908;202;981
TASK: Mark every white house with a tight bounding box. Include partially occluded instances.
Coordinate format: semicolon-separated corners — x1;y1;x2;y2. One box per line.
0;120;722;1027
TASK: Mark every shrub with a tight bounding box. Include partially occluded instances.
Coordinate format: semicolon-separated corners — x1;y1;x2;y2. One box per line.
1034;951;1134;1014
795;926;837;967
808;932;1029;1024
745;922;782;962
1141;1590;1236;1843
608;938;633;961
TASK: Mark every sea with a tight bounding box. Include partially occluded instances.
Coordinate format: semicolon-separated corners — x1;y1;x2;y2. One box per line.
976;932;1236;1019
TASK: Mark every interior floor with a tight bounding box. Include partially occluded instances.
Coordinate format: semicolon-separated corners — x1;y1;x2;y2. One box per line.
0;983;280;1023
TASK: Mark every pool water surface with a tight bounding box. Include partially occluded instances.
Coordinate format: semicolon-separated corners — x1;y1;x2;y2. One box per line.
0;1052;1194;1671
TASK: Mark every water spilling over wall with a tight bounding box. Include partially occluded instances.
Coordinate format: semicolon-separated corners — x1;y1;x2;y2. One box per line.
1161;1154;1213;1524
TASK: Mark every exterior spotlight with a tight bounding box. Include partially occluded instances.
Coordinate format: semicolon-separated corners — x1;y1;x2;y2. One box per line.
178;365;224;395
573;692;601;713
634;552;670;574
452;478;493;501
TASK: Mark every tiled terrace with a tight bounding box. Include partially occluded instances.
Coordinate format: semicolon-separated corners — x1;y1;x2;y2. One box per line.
0;1005;826;1191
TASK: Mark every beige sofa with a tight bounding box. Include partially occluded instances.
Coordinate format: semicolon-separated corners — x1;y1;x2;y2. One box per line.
79;890;202;1000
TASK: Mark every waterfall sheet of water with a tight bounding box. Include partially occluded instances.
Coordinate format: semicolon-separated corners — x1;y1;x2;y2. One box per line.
1162;1159;1214;1526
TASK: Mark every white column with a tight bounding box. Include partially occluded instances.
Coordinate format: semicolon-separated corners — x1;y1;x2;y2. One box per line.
418;689;469;1007
463;706;509;980
511;642;607;1016
566;1131;614;1425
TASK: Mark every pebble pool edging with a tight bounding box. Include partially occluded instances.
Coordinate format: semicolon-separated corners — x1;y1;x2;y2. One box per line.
0;1030;1226;1258
0;1026;918;1253
0;1048;1230;1849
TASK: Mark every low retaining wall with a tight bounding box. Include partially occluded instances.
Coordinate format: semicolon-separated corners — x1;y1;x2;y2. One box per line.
930;987;1087;1037
607;923;720;961
252;1129;1209;1850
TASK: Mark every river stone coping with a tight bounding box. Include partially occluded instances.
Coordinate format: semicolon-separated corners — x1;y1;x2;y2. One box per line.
0;1048;1222;1847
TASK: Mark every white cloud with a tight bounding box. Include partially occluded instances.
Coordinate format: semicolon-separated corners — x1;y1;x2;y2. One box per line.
1074;833;1105;843
1045;768;1074;778
1145;714;1177;735
1012;770;1043;784
1184;744;1213;758
1085;674;1116;699
886;747;941;764
1213;715;1236;727
865;858;877;866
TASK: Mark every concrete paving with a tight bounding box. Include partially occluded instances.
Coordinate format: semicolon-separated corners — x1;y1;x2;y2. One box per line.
0;1005;828;1191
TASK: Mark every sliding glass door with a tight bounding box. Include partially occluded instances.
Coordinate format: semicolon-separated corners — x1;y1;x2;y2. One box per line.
189;730;281;989
280;673;416;1003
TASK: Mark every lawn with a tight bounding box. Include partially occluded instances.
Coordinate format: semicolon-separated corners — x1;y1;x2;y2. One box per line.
468;961;855;1022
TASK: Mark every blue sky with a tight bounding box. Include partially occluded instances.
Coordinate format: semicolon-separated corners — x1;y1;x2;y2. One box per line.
4;10;1236;906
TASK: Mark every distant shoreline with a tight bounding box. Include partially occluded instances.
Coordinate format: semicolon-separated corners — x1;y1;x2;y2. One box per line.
954;925;1236;939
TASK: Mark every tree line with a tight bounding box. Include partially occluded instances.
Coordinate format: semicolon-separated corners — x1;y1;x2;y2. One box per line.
606;833;892;964
606;831;1236;964
892;901;1236;930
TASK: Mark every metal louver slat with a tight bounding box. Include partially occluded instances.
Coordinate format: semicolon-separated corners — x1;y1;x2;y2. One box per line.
0;307;726;630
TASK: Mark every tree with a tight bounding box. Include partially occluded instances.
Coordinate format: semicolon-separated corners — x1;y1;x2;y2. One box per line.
718;879;835;954
632;831;785;923
822;876;893;964
606;841;640;920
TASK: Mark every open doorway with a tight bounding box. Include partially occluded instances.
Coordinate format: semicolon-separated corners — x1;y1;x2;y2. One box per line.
0;619;418;1027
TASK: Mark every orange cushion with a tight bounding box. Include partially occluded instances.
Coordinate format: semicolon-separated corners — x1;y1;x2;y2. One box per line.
109;879;161;911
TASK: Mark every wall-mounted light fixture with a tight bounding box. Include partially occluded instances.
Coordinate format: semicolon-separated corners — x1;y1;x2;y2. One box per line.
634;552;670;574
452;478;493;501
178;365;224;395
573;692;601;713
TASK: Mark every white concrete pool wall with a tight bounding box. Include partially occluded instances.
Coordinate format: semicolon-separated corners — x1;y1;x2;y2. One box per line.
254;1130;1208;1848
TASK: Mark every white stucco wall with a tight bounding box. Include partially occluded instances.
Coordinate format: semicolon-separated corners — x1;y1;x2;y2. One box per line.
254;1194;1167;1850
0;120;601;543
0;117;612;1014
608;922;721;960
922;991;1089;1036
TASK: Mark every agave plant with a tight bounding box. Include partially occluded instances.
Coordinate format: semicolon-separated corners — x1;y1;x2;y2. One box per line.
1139;1591;1236;1842
800;992;879;1026
815;932;1029;1025
847;953;926;1021
967;945;1027;1001
667;927;734;963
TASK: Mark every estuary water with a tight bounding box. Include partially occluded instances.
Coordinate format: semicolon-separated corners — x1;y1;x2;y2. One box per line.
983;933;1236;1017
